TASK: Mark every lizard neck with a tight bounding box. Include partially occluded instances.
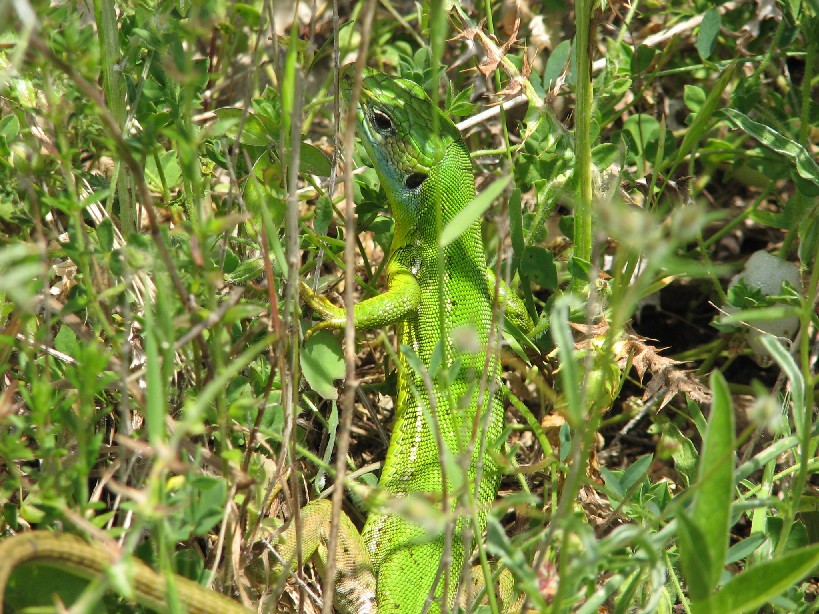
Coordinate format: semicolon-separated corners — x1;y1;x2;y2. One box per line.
390;141;482;268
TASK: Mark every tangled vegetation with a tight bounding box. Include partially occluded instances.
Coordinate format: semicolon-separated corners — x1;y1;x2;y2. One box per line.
0;0;817;612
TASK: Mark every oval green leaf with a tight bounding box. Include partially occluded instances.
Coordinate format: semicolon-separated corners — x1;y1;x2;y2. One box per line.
301;330;345;400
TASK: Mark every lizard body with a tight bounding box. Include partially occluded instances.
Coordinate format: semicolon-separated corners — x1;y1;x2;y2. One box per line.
295;68;530;612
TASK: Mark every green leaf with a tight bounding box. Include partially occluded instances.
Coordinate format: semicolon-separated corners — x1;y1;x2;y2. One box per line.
696;8;721;60
3;503;18;530
759;335;806;440
233;3;261;27
694;544;819;614
446;82;476;117
591;143;619;168
630;45;656;73
551;297;582;426
96;218;115;253
722;108;819;187
300;141;332;176
0;114;19;142
621;453;652;494
174;548;206;583
599;467;623;499
725;533;765;565
281;19;299;146
666;422;698;486
54;325;79;359
558;214;574;238
485;515;547;610
301;330;345;400
509;187;525;271
224;258;264;284
766;518;810;551
520;246;557;290
684;85;707;113
215;108;269;147
0;244;43;309
4;564;93;609
370;215;394;252
749;208;787;229
693;370;736;590
688;399;707;438
144;301;166;446
187;476;228;536
678;510;714;602
316;400;339;491
567;256;591;281
799;214;819;268
439;175;510;247
674;63;735;169
314;195;333;236
544;40;571;87
107;556;137;601
0;197;15;222
182;335;274;429
558;422;571;461
718;305;800;327
622;114;660;157
400;343;427;383
144;150;182;192
795;163;819;195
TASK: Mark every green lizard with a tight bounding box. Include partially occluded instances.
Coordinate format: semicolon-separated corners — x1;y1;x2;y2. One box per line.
0;68;531;614
283;67;532;613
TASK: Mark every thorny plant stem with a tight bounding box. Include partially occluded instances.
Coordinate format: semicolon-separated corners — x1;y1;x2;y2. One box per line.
572;0;594;290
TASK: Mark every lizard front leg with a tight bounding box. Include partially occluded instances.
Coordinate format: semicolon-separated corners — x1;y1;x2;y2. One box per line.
300;262;421;334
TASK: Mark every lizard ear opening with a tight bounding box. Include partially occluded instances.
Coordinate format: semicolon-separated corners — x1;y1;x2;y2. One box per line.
405;172;427;189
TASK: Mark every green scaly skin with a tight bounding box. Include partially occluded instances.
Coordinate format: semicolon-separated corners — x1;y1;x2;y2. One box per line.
292;68;532;613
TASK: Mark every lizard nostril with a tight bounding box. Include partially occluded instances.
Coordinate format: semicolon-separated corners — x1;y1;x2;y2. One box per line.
405;172;427;189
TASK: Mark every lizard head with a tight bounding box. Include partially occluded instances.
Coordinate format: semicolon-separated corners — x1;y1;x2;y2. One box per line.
342;66;470;221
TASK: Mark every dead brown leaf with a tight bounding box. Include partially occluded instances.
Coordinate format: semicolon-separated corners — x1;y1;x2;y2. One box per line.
571;321;711;410
623;332;711;408
453;15;522;85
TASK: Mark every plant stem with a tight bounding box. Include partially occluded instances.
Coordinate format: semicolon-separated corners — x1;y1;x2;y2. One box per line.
572;0;594;291
93;0;136;235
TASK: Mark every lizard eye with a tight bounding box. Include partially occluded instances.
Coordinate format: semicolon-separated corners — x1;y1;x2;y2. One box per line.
405;172;427;189
371;109;394;134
